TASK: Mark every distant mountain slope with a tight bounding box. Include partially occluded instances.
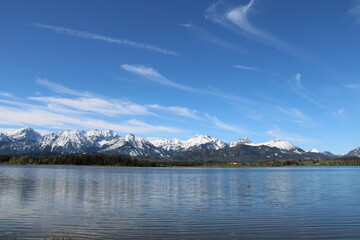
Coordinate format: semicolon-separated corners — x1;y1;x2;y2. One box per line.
346;147;360;157
0;127;336;162
166;144;327;163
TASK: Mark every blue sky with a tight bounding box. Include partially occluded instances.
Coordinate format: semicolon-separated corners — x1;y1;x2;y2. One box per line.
1;0;360;154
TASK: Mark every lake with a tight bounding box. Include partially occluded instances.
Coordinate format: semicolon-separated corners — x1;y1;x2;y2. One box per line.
1;165;360;239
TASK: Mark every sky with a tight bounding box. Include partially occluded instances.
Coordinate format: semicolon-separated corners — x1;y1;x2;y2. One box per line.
0;0;360;154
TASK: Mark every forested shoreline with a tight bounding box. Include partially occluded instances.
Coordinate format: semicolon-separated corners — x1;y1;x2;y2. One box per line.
1;154;360;167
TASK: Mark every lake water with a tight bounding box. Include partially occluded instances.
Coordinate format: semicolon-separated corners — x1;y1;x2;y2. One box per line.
1;166;360;239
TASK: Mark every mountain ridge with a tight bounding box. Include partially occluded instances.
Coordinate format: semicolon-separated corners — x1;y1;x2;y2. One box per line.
0;127;344;161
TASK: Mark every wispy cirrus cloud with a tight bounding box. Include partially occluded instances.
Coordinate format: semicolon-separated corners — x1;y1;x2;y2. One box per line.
148;104;200;119
37;78;90;97
121;64;195;91
207;115;247;134
349;0;360;25
0;103;179;134
0;79;213;134
233;65;260;71
331;108;347;119
35;79;201;120
31;23;179;56
347;83;360;89
29;96;151;117
181;23;245;52
121;64;258;105
277;107;311;126
233;64;279;75
205;1;305;57
267;127;317;144
0;92;13;98
205;87;258;105
290;73;326;108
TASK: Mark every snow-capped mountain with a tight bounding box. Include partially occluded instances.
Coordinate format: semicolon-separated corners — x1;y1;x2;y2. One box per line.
229;138;252;147
257;139;297;151
0;127;41;154
7;127;41;141
100;134;166;157
308;148;320;153
0;133;10;142
184;134;227;151
39;130;95;154
151;138;184;152
0;127;337;161
346;147;360;157
86;129;119;143
307;149;337;157
256;139;304;154
322;151;337;157
151;134;227;155
0;127;165;157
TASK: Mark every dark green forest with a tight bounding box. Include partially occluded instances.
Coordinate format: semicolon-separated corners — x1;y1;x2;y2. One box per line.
0;154;203;167
1;154;360;167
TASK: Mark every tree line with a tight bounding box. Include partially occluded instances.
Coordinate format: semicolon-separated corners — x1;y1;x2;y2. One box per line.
0;154;203;167
1;154;360;167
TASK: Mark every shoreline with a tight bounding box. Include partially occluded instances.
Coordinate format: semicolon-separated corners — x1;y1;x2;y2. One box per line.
1;154;360;168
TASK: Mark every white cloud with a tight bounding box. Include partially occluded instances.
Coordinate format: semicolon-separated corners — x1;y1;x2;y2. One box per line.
295;73;302;83
234;64;260;71
267;128;317;144
205;87;257;105
148;104;200;119
290;73;326;108
0;92;13;98
122;64;259;106
31;23;179;56
0;101;180;134
181;23;244;51
37;78;90;97
225;0;267;38
29;96;150;116
207;115;246;134
332;108;347;119
205;1;305;57
349;0;360;25
121;64;195;91
0;79;208;135
35;78;203;118
277;107;310;125
233;64;279;76
347;83;360;89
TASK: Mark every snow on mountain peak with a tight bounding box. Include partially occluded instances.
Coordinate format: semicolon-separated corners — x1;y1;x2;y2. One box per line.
7;127;41;141
39;130;92;152
0;127;331;158
346;147;360;157
259;139;297;151
0;133;10;142
230;137;253;147
86;129;119;141
185;134;227;150
187;134;215;143
124;134;153;149
308;148;320;153
151;138;184;152
124;133;137;141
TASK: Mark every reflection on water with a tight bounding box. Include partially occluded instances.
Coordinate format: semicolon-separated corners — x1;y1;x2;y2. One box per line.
1;166;360;239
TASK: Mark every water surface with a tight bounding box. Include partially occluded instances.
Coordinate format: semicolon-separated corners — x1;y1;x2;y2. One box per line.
1;165;360;239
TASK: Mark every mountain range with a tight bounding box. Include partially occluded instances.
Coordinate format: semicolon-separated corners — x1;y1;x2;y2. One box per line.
0;127;356;162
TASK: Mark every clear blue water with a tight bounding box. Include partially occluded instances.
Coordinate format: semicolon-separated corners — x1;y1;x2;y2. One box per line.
1;165;360;239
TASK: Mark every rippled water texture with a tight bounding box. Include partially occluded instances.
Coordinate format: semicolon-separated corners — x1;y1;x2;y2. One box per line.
1;165;360;239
